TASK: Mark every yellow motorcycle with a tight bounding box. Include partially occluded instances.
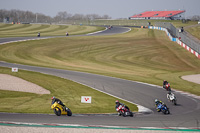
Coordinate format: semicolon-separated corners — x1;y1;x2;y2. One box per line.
51;102;72;116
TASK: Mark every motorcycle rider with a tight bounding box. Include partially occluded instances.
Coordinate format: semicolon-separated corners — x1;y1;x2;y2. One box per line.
155;99;163;106
167;91;175;100
163;80;171;91
167;91;172;100
37;32;40;37
155;99;164;112
115;100;121;109
163;80;168;88
115;100;130;115
51;96;67;111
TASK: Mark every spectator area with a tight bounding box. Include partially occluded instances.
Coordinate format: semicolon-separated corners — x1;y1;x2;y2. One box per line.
130;10;185;20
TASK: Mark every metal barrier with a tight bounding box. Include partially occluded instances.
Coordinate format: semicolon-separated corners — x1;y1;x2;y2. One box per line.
154;22;200;54
177;31;200;54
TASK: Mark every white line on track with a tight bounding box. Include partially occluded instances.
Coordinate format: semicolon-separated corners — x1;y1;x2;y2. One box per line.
86;28;108;35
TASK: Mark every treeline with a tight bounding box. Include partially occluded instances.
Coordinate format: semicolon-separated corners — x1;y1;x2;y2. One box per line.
0;9;111;24
189;15;200;21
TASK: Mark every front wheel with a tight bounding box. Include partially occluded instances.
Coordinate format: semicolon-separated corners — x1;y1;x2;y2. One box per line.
54;108;61;116
173;100;177;105
122;113;126;117
120;111;126;117
130;112;133;117
162;109;167;114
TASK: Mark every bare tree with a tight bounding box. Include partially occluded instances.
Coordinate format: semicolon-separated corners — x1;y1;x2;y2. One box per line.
70;13;85;20
102;14;111;19
0;9;112;24
54;11;72;22
191;15;200;21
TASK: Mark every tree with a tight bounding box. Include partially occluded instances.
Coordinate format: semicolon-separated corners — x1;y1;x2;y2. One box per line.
191;15;200;21
0;9;112;24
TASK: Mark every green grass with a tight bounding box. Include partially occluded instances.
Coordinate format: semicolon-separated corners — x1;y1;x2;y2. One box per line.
0;67;137;114
89;19;199;41
89;19;198;27
0;23;105;37
54;19;198;29
185;25;200;40
169;20;198;28
0;28;200;97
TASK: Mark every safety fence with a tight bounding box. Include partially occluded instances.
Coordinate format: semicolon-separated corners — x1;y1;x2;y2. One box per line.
149;26;200;59
154;22;200;55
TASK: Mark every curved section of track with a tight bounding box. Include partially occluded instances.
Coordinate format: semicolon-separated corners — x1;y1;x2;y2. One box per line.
0;26;130;45
0;27;200;128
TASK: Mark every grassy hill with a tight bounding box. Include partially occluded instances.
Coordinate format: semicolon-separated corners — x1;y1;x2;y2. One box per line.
0;28;200;96
185;25;200;40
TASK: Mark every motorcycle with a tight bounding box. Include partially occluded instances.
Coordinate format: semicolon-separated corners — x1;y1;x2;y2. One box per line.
37;33;40;37
108;25;113;29
156;103;170;114
167;92;177;105
116;104;133;117
163;83;171;91
51;102;72;116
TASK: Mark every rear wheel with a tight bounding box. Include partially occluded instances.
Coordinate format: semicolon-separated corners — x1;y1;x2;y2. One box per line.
54;108;61;116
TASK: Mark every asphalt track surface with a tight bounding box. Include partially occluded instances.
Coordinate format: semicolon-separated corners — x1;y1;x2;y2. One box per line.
0;26;200;128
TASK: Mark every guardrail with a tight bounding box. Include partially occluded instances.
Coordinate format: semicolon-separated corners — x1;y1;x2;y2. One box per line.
154;22;200;55
149;26;200;59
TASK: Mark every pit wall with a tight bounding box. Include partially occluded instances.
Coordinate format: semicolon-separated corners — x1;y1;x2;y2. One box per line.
148;26;200;59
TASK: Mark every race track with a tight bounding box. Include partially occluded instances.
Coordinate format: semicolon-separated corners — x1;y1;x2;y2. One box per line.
0;26;200;129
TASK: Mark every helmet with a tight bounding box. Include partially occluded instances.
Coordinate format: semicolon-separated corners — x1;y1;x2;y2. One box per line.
115;100;119;104
51;96;55;100
155;99;158;103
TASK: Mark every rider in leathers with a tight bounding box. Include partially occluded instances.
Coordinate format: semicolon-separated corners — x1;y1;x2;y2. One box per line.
163;80;168;88
163;80;171;91
155;99;164;112
51;96;66;111
115;100;130;115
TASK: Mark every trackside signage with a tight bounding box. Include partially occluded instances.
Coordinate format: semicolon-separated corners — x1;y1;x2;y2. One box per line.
12;68;18;72
81;96;92;103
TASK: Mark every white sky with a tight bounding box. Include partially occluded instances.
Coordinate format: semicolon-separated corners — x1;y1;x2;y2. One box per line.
0;0;199;19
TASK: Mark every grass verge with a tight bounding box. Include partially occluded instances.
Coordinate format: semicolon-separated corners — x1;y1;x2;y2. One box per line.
0;67;137;114
185;25;200;40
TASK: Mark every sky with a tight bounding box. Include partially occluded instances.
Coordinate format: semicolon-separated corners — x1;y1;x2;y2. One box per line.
0;0;200;19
